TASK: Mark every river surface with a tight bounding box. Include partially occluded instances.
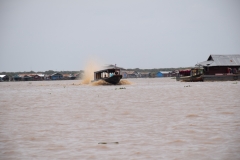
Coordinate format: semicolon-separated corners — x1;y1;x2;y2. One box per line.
0;78;240;160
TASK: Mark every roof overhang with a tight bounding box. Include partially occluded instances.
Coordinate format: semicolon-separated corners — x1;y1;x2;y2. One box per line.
197;54;240;67
94;68;120;74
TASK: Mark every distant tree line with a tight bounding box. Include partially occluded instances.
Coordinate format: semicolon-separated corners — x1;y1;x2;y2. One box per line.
125;67;192;75
0;67;191;77
0;70;84;77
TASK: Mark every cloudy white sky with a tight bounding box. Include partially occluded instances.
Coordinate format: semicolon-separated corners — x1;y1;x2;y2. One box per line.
0;0;240;72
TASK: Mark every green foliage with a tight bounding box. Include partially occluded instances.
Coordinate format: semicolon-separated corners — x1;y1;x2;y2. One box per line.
0;67;188;77
0;70;83;77
126;67;191;73
45;70;55;75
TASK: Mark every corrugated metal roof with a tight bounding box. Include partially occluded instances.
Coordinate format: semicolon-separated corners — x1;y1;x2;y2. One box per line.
94;68;121;73
18;74;28;77
51;73;63;76
103;65;125;70
196;54;240;67
0;75;6;78
159;71;171;74
37;74;45;77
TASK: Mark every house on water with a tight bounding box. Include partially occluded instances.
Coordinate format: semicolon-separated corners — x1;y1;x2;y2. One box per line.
121;71;138;78
12;75;22;81
62;74;77;80
0;75;10;81
139;72;150;78
30;74;43;81
18;74;32;81
195;54;240;81
50;73;63;80
156;71;171;77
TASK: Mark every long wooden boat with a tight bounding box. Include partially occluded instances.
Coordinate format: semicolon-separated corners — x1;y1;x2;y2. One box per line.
178;68;203;82
93;68;122;85
179;74;203;82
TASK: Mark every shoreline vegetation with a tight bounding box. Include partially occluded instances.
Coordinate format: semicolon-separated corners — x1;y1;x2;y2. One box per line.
0;67;191;77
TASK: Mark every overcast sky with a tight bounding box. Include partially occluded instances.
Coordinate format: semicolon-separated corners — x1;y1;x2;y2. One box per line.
0;0;240;72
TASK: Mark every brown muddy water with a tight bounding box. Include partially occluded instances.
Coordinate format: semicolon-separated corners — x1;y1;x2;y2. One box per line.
0;78;240;160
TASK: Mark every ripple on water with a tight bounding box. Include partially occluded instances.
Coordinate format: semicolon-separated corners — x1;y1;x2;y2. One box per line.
0;78;239;159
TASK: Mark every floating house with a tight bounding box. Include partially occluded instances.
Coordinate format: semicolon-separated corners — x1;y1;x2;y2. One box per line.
69;74;77;80
121;71;138;78
37;74;45;80
195;54;240;81
139;72;150;78
17;74;44;81
18;74;32;81
0;75;10;81
50;73;63;80
156;71;171;77
170;70;179;77
62;74;77;80
12;75;22;81
30;74;43;81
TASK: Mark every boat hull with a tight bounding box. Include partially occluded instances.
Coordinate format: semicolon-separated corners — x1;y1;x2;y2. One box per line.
103;75;122;85
202;74;240;81
179;75;203;82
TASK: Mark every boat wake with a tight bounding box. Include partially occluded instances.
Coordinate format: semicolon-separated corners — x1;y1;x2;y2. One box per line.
91;79;132;86
91;80;111;86
118;79;132;85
